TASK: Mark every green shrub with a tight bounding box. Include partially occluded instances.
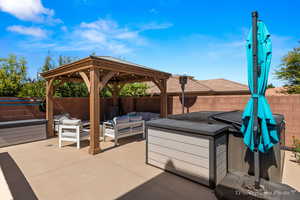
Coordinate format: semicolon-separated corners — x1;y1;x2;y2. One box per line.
292;136;300;163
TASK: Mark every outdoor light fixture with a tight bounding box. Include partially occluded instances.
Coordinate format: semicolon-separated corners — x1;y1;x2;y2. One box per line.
179;75;188;114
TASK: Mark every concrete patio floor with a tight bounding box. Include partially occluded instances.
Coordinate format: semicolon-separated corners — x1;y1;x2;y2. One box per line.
0;136;299;200
282;150;300;191
0;136;217;200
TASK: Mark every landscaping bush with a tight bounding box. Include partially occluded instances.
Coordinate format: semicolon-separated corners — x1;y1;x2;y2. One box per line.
292;136;300;163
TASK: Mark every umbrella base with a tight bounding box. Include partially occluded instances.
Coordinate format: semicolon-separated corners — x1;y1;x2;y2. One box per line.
215;171;300;200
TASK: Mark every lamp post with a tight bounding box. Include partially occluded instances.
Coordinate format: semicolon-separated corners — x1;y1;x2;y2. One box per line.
179;75;188;114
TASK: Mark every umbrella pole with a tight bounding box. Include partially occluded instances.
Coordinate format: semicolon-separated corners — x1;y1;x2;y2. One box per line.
252;11;260;189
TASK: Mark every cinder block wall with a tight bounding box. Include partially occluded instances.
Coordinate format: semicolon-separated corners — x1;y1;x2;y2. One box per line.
53;97;113;120
117;95;300;147
1;95;299;147
0;97;45;121
170;95;300;146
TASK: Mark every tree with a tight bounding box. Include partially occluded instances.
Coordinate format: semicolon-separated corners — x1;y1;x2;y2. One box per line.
276;44;300;94
54;55;91;97
119;83;149;96
0;53;151;98
40;51;55;74
18;79;45;98
0;54;27;96
18;54;81;98
18;53;54;98
267;83;275;89
58;55;77;66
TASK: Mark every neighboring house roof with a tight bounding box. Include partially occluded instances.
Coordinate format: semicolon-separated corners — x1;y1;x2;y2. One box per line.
146;76;213;95
146;76;249;95
197;78;249;94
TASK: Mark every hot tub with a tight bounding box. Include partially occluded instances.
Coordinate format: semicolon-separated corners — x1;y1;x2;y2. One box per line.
0;119;47;147
168;111;285;183
146;118;229;187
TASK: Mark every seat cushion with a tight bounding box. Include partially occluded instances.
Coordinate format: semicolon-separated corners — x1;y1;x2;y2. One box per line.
61;119;81;126
54;113;70;121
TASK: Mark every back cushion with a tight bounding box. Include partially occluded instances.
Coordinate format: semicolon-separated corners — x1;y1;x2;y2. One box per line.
129;115;142;122
114;116;129;124
127;112;137;117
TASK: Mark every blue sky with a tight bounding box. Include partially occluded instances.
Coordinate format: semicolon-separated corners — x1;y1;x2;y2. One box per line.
0;0;299;86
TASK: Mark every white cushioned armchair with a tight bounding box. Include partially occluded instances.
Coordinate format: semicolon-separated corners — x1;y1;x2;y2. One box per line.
103;115;145;146
58;119;89;149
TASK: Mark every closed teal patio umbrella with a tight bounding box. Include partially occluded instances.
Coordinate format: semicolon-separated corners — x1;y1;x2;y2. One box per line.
241;12;279;187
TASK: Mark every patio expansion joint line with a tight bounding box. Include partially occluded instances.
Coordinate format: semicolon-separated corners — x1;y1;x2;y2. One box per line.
105;156;153;180
27;156;93;179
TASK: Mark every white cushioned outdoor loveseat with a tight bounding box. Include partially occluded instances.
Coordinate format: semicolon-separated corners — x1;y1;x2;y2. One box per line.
103;115;145;146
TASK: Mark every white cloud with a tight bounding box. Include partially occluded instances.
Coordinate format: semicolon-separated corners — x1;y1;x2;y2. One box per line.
79;29;106;43
61;26;68;32
140;22;173;31
80;19;117;31
70;18;143;54
79;19;140;40
0;0;61;23
13;18;173;55
54;18;157;54
7;25;47;38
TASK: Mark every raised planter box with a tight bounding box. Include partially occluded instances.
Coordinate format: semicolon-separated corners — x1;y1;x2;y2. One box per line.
0;119;47;148
146;118;229;188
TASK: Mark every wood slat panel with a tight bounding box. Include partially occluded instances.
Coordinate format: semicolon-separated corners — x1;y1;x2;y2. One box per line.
0;127;46;140
0;125;46;147
0;125;45;136
148;151;210;175
148;129;209;148
148;135;209;157
148;143;209;166
148;158;210;186
0;133;45;144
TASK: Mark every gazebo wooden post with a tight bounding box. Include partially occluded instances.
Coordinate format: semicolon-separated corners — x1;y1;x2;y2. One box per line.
46;78;55;138
160;79;168;118
89;67;101;155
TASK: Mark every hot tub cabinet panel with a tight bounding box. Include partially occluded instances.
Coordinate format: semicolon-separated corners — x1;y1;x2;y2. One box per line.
0;119;47;147
215;134;227;185
146;119;229;188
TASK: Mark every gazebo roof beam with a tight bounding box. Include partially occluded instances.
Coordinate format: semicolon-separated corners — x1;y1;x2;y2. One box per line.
41;56;171;80
108;77;154;85
93;59;169;78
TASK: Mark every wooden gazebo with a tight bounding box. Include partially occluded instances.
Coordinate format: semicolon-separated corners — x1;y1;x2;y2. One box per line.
41;56;171;154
